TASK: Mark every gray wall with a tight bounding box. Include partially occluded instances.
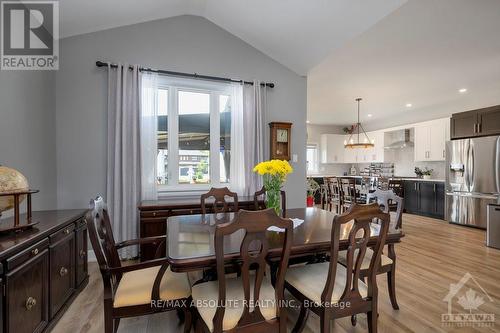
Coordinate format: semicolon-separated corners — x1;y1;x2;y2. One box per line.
0;71;57;215
56;15;307;209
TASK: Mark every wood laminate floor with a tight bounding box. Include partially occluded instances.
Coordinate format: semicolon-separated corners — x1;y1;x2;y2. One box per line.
52;213;500;333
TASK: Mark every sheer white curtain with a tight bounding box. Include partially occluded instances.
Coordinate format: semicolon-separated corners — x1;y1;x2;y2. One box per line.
229;83;246;195
106;63;141;259
140;73;159;201
242;80;267;196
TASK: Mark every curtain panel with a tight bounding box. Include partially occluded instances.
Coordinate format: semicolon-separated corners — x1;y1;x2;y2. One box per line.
106;64;141;259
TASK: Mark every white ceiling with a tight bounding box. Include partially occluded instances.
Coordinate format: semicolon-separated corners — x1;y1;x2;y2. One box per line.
307;0;500;129
59;0;405;75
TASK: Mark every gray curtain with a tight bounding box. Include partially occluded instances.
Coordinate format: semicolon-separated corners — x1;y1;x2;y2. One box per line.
243;80;267;196
106;64;141;259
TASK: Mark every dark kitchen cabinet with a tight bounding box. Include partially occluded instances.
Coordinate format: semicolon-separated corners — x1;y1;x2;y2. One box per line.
451;105;500;139
403;180;444;219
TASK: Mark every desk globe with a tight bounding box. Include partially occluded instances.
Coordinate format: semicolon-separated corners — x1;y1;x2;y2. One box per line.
0;165;29;216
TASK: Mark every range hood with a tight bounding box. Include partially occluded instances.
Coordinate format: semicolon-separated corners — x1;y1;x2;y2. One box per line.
384;129;414;149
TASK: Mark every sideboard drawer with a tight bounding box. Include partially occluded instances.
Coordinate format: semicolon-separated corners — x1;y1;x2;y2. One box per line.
6;239;49;271
6;249;49;333
49;223;75;244
49;232;75;317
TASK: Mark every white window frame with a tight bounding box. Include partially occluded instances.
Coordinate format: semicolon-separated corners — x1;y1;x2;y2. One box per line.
306;143;319;174
156;77;233;195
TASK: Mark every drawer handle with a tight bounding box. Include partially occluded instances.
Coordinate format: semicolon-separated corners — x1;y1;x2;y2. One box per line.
25;297;37;311
64;228;70;235
31;248;39;256
152;212;157;216
79;250;86;258
60;267;68;277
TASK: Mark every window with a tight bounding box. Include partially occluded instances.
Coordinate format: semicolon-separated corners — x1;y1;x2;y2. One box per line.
155;78;232;191
306;144;318;173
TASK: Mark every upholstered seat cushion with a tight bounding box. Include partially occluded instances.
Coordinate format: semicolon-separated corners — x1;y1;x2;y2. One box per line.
337;248;393;271
285;262;367;305
192;275;277;332
113;265;191;308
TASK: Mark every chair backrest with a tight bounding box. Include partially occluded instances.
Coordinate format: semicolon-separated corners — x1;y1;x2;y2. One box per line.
86;196;122;273
367;189;404;229
377;177;389;190
323;204;390;306
325;177;341;199
201;187;239;215
253;186;286;217
388;179;404;197
340;178;356;203
213;209;292;332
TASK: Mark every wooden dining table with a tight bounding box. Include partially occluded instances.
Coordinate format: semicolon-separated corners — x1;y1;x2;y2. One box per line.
166;207;404;273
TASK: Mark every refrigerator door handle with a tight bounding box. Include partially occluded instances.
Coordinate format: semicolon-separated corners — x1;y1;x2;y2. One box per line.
470;142;475;190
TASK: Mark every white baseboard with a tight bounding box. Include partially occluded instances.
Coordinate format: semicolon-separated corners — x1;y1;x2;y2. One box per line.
87;249;97;262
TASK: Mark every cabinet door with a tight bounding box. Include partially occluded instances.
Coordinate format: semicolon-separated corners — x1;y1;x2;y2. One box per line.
140;218;167;261
418;182;436;215
451;111;478;139
435;182;445;219
75;225;88;287
6;250;49;333
403;181;419;213
478;106;500;136
320;134;345;163
429;120;447;161
414;126;430;161
50;232;75;317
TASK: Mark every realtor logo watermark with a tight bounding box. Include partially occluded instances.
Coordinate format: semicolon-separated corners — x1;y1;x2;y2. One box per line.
1;0;58;70
442;272;495;328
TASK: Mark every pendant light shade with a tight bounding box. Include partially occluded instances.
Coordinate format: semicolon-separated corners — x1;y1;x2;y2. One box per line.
344;98;374;149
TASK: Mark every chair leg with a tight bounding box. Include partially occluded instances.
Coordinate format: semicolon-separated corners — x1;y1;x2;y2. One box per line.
103;302;113;333
113;318;120;333
292;302;309;333
387;268;400;310
351;314;357;326
320;313;330;333
367;311;377;333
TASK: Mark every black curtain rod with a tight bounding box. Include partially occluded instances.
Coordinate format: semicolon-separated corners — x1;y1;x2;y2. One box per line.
95;61;274;88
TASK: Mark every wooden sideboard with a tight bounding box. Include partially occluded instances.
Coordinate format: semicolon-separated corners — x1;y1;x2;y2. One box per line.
138;196;259;261
0;210;88;333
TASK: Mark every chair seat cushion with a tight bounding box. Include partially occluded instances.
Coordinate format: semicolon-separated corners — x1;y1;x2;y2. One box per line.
192;275;277;332
285;262;367;305
337;248;393;271
113;265;191;308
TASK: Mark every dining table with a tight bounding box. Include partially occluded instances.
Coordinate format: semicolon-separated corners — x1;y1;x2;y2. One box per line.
166;207;404;273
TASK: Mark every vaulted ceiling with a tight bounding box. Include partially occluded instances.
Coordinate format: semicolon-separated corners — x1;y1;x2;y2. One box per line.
59;0;405;75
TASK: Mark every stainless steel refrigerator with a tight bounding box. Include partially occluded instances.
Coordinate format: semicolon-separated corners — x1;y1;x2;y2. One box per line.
445;136;500;229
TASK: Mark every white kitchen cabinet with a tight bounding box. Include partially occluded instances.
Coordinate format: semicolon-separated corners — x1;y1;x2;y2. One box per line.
320;134;345;163
414;118;448;161
342;131;385;163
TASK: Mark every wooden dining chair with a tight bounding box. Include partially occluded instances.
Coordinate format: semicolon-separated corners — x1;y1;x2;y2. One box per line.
325;177;342;214
201;187;239;215
285;203;390;333
339;177;357;212
253;186;287;217
338;189;403;324
86;196;192;333
191;209;293;333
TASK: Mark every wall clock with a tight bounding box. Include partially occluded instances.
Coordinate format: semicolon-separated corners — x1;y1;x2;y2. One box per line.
269;122;292;160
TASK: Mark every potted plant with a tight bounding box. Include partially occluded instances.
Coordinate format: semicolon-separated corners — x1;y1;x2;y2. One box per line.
415;167;433;179
253;159;293;215
306;178;320;207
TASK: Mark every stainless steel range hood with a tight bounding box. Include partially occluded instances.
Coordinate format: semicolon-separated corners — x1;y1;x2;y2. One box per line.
384;129;414;149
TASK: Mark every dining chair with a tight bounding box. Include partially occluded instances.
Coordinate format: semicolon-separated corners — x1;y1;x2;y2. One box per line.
191;209;293;333
201;187;239;215
253;186;287;217
339;177;357;212
285;203;390;333
326;177;342;214
86;196;192;333
338;189;403;324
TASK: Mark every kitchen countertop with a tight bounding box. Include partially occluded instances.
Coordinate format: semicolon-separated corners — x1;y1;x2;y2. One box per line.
307;174;445;182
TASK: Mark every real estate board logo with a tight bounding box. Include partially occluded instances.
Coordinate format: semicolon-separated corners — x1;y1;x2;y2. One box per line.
1;0;58;70
442;272;495;328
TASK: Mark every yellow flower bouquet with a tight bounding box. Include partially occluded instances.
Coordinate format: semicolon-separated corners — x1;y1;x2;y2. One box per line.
253;159;293;214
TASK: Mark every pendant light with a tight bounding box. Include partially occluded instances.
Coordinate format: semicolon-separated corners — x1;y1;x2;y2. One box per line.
344;98;374;149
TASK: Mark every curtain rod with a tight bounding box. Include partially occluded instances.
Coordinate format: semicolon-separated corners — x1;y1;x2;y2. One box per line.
95;61;275;88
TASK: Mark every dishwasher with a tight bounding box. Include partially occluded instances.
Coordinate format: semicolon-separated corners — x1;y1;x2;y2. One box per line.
487;204;500;249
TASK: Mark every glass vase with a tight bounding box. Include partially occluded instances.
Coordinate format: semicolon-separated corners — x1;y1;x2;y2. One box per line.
266;189;281;215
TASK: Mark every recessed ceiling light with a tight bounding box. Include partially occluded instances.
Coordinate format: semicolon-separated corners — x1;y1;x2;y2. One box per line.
406;103;412;108
459;88;467;93
367;114;372;117
306;120;310;124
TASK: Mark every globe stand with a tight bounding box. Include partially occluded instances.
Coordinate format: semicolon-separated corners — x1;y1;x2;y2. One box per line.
0;190;40;234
